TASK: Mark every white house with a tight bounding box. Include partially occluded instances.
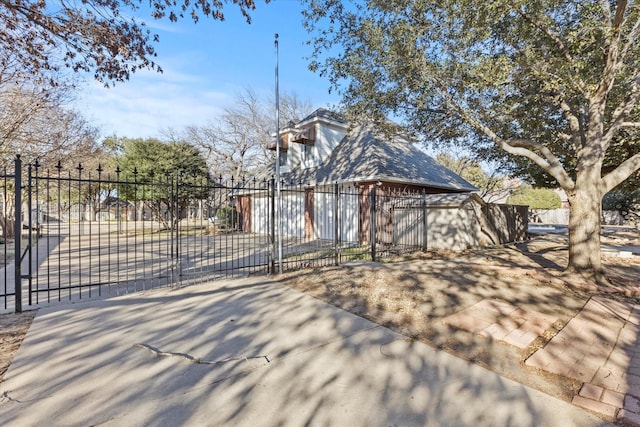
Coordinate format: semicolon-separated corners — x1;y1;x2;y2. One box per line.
237;109;527;250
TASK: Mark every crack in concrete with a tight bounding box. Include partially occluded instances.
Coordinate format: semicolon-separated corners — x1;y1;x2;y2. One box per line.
133;343;270;365
1;390;33;404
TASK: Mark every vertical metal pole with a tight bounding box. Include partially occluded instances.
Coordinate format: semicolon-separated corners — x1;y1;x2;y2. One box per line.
56;162;62;301
133;168;138;291
422;190;428;250
334;183;339;266
274;33;283;274
14;156;22;313
270;177;276;274
27;163;33;306
115;167;121;294
97;165;103;296
116;167;122;235
33;161;40;305
174;174;180;284
3;166;8;311
76;164;83;298
370;186;376;262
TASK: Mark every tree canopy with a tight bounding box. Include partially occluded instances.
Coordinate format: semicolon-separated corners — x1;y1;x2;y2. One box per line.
1;0;262;86
603;189;640;225
303;0;640;280
114;137;209;182
434;152;505;201
507;185;562;210
112;137;210;227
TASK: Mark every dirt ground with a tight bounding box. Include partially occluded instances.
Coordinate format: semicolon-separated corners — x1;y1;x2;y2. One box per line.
0;310;35;383
276;229;640;403
1;229;639;407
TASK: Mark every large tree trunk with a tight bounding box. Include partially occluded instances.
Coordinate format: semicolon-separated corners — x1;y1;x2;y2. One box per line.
0;214;15;239
566;176;604;277
137;201;145;221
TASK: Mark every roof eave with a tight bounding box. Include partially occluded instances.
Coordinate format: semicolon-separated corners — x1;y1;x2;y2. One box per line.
316;175;477;192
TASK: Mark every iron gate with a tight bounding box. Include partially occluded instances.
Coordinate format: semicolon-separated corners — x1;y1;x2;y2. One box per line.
1;156;275;313
1;157;442;314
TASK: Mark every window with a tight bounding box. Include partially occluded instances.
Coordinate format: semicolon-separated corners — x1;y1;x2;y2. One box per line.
302;144;316;167
279;151;287;167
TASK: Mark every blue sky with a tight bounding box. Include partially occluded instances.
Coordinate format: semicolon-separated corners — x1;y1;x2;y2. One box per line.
75;0;340;139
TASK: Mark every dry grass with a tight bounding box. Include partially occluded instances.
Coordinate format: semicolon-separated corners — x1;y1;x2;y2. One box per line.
0;311;35;383
277;233;640;402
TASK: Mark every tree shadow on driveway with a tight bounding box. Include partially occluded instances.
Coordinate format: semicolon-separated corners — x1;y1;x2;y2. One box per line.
0;275;607;426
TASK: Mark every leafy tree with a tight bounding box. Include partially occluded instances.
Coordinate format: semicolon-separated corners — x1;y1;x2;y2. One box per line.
115;137;210;228
303;0;640;281
216;206;238;229
1;0;262;86
435;152;505;201
603;189;640;225
507;185;562;210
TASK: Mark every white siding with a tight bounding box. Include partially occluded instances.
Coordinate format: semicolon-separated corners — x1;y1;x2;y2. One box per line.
287;123;348;171
341;192;359;243
280;191;305;238
393;208;426;248
313;186;359;243
426;205;482;251
252;195;271;235
253;192;305;238
314;190;335;240
315;124;347;164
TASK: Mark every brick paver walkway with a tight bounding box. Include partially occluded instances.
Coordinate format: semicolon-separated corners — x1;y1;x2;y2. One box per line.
442;299;557;349
527;296;640;425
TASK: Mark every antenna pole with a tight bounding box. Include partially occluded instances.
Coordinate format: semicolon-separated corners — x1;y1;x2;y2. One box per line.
274;33;283;274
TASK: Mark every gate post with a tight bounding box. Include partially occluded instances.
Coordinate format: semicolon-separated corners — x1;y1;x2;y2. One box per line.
270;177;275;275
173;173;180;284
27;163;33;306
14;156;22;313
334;183;339;266
370;186;376;262
422;189;428;250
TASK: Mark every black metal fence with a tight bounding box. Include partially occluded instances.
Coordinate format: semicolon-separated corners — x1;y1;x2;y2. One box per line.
1;157;443;313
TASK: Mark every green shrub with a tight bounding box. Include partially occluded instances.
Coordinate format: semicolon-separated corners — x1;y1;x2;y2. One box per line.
603;190;640;218
216;206;238;228
507;185;561;209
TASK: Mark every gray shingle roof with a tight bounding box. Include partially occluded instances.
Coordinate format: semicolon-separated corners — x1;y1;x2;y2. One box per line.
283;123;477;192
298;108;348;125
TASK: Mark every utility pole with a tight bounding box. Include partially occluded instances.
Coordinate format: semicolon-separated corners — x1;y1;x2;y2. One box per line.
274;33;283;274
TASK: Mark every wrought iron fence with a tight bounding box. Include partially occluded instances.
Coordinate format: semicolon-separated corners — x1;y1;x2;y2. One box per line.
1;156;440;313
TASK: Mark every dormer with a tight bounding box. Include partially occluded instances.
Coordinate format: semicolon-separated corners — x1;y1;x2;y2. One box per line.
281;108;349;170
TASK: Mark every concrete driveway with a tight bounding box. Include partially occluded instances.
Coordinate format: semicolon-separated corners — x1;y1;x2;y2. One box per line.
0;277;610;426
